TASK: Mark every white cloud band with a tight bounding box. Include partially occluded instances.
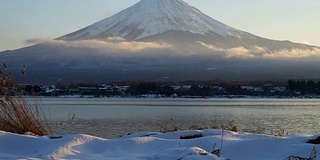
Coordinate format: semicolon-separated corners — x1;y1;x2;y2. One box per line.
26;37;172;52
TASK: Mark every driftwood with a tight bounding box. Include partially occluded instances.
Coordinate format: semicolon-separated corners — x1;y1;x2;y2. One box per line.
285;146;317;160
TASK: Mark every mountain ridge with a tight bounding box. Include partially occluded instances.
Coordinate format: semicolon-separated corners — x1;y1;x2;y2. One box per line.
1;0;320;84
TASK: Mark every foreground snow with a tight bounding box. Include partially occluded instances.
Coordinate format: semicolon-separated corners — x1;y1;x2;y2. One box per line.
0;130;318;160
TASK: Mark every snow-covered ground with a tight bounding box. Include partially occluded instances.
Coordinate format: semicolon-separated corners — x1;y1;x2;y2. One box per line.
0;129;318;160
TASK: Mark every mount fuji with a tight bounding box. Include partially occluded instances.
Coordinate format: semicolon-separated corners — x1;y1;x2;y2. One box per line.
1;0;320;84
61;0;250;41
60;0;312;51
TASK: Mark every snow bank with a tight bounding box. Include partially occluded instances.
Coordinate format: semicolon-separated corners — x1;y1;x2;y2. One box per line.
0;129;318;160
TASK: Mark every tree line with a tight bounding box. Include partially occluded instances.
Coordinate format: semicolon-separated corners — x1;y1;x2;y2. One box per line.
288;79;320;94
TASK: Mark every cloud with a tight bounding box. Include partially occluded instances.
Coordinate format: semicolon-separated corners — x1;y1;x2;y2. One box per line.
26;37;172;52
105;37;126;42
301;40;311;45
26;38;320;59
197;41;262;58
198;41;320;59
263;48;320;59
25;38;53;44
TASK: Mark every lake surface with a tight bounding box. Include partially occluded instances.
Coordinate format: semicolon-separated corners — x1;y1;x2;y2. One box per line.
36;98;320;138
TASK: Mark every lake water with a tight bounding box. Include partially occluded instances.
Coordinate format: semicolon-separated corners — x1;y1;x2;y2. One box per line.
36;98;320;138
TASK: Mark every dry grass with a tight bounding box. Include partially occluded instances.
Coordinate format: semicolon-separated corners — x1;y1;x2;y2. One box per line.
159;118;289;138
285;146;317;160
160;118;180;133
0;63;52;136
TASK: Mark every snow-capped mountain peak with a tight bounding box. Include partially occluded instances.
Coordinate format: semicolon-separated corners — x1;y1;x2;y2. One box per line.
61;0;249;41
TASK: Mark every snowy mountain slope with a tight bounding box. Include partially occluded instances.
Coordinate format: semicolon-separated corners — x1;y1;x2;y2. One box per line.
60;0;317;52
61;0;254;41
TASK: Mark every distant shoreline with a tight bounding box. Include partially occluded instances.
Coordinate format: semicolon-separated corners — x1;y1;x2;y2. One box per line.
19;95;320;99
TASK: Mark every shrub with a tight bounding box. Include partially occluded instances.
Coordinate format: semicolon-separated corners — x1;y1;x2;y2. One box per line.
0;63;52;136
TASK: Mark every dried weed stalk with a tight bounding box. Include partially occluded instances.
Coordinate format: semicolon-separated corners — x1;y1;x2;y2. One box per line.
0;63;52;136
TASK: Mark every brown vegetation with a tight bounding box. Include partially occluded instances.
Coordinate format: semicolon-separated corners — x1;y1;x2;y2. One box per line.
285;146;317;160
0;63;52;136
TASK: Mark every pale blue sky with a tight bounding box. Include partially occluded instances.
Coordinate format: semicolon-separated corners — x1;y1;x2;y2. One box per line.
1;0;319;51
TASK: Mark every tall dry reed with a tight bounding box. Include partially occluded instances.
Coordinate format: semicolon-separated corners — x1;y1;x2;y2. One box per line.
0;63;52;136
